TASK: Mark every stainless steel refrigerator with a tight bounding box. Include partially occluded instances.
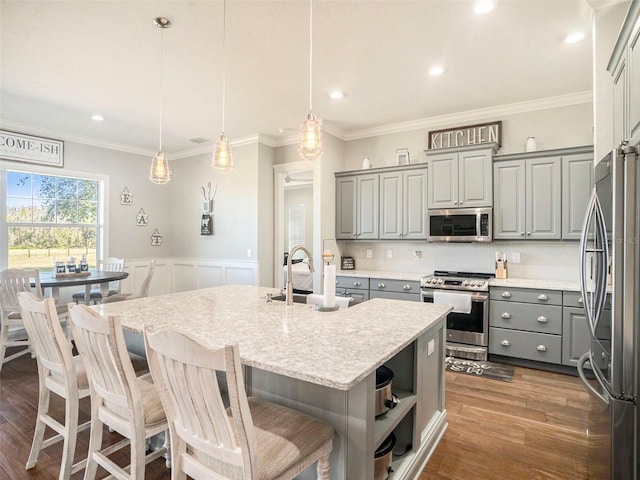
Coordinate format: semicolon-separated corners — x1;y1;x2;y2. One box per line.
579;144;638;480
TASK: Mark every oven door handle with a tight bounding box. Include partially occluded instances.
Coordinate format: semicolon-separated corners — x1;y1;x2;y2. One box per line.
421;290;488;302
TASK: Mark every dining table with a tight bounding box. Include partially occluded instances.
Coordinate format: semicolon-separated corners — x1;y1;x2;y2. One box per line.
38;270;129;304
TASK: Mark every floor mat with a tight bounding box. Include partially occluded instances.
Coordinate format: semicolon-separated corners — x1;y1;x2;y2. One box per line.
445;356;514;382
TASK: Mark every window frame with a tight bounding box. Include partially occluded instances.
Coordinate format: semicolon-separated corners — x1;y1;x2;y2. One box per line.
0;161;109;271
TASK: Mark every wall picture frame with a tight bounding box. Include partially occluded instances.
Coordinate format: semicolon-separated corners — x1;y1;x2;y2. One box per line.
396;148;410;165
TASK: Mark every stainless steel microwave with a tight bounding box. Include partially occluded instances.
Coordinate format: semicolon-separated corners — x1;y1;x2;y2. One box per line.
427;207;492;242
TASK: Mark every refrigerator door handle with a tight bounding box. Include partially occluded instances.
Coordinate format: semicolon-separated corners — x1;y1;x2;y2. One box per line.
577;352;609;405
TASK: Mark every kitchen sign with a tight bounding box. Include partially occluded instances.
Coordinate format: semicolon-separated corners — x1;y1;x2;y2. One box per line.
428;121;502;150
0;129;64;167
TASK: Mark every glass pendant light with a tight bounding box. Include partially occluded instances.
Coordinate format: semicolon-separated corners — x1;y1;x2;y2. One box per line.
149;17;171;185
298;0;324;162
212;0;234;173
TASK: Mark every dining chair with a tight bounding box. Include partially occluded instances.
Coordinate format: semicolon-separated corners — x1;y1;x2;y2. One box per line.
71;256;125;304
69;304;169;480
18;291;90;480
102;259;157;304
0;268;69;374
144;327;334;480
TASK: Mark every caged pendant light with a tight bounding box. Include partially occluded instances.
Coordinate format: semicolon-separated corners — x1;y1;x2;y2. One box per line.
298;0;324;162
149;16;172;184
212;0;234;173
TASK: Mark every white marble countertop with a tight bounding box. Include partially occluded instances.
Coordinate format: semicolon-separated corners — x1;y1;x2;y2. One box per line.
489;277;580;291
95;285;450;391
336;270;424;282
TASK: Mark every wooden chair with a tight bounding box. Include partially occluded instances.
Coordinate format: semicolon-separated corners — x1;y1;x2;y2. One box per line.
144;327;334;480
71;257;125;304
17;291;90;480
0;268;69;374
102;259;157;304
69;304;169;479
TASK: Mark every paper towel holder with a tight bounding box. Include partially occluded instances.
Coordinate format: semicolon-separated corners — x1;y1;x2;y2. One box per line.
316;305;339;312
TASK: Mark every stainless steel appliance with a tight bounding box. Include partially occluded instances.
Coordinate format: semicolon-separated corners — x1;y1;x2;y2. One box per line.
578;145;638;480
427;207;492;242
420;270;493;360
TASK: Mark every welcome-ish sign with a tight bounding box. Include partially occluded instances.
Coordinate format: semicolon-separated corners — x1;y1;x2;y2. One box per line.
428;121;502;150
0;130;64;167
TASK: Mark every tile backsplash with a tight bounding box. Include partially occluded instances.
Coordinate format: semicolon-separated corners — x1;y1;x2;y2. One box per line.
333;240;580;282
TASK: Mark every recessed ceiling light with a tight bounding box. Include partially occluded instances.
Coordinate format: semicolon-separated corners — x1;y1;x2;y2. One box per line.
329;90;344;100
474;0;495;15
91;114;104;121
564;32;585;44
429;66;444;76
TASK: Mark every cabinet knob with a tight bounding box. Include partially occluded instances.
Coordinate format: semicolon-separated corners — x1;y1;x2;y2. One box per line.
520;232;525;237
403;284;411;290
501;340;511;347
536;345;548;352
527;232;532;236
537;294;548;301
399;233;403;237
352;233;357;237
378;283;385;288
354;281;361;287
537;316;548;323
501;291;512;298
578;297;583;304
501;312;511;319
335;280;338;285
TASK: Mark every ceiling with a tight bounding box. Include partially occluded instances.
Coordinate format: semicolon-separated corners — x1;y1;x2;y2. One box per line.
0;0;596;157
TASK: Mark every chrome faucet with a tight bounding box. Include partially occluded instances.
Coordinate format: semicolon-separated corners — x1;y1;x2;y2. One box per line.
286;245;314;306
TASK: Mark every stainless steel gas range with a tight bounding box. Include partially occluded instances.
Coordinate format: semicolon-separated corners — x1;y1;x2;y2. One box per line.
420;270;493;361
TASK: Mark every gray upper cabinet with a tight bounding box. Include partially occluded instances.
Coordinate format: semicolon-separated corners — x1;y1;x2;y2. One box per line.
426;144;496;209
380;168;428;240
608;2;640;146
335;173;379;240
562;153;594;240
494;146;593;240
493;156;561;240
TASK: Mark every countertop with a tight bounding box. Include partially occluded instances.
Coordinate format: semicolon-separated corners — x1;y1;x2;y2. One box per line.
336;270;582;291
95;284;451;391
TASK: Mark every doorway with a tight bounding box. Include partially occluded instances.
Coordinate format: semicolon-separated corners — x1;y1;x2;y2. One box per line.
274;162;314;291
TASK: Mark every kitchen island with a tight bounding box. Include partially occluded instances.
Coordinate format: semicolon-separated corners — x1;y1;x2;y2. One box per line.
95;284;451;479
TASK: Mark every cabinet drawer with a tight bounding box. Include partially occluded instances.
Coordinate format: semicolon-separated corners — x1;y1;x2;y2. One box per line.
489;327;562;364
369;290;420;302
369;278;420;294
563;290;612;310
490;301;562;334
490;287;562;305
338;289;369;304
336;276;369;290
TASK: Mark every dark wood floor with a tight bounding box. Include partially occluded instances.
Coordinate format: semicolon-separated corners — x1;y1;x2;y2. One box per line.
1;350;589;479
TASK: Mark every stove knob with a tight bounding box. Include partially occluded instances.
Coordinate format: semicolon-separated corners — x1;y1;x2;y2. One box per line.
463;280;469;286
471;281;477;287
437;279;444;285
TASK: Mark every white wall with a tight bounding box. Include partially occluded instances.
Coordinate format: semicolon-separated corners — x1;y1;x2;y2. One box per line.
343;102;594;171
47;141;172;261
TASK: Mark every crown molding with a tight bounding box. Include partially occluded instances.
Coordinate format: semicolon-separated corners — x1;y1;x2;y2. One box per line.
0;119;154;157
343;90;593;141
2;90;592;156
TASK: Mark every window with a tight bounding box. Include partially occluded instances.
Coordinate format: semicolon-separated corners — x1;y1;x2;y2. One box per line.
3;170;102;270
288;205;306;259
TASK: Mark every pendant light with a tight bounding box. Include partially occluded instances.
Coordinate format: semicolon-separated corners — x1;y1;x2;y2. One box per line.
212;0;234;173
149;17;171;184
298;0;324;162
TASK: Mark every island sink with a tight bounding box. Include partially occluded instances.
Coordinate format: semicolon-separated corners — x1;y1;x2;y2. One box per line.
270;293;308;304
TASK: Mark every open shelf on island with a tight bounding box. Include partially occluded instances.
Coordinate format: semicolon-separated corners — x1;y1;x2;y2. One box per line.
374;388;416;449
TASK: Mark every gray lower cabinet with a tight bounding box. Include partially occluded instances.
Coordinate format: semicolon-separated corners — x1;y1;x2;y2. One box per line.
489;287;562;364
562;291;611;367
336;275;370;303
369;278;420;302
489;287;612;368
